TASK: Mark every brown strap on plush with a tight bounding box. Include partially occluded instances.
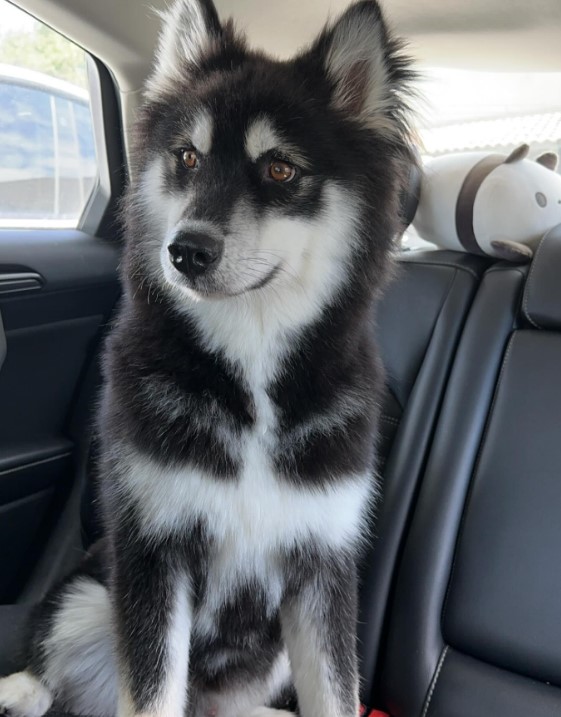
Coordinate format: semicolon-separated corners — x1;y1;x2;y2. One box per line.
455;154;505;255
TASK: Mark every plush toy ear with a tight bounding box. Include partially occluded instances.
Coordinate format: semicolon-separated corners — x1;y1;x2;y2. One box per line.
536;152;559;171
491;239;534;263
504;144;530;163
146;0;223;97
309;1;414;135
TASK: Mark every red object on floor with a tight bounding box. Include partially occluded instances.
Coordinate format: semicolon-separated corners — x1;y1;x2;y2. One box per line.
360;705;390;717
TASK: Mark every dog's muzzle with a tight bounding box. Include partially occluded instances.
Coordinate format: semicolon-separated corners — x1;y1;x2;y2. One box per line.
168;232;224;279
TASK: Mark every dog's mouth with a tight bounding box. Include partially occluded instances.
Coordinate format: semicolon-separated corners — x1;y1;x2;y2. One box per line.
169;262;283;300
237;262;283;294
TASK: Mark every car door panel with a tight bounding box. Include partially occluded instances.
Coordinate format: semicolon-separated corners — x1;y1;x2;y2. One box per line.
0;229;119;603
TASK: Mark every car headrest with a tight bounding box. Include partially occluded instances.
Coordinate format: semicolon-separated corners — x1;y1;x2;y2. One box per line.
523;223;561;330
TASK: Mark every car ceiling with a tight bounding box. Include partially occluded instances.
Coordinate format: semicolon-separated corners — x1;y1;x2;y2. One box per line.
9;0;561;151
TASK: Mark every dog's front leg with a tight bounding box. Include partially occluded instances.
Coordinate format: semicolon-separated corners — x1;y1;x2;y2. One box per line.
281;556;359;717
112;538;192;717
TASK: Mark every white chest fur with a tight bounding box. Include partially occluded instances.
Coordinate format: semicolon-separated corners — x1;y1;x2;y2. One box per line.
113;371;375;653
117;380;372;556
118;446;371;554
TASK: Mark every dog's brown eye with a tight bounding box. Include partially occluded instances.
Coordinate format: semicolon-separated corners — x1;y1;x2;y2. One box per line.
269;160;296;183
181;149;199;170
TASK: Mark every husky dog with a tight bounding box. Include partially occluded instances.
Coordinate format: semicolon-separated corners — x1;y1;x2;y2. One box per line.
0;1;414;716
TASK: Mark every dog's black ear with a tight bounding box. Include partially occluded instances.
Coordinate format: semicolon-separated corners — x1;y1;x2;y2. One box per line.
311;0;413;134
146;0;222;96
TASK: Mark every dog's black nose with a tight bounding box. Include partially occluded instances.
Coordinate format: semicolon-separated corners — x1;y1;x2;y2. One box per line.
168;232;223;277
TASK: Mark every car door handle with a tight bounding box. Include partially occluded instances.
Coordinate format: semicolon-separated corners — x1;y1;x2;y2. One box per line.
0;272;43;295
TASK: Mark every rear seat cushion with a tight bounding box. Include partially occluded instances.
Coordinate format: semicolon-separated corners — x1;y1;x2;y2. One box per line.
426;649;561;717
376;251;489;467
443;330;561;685
359;250;489;704
381;227;561;716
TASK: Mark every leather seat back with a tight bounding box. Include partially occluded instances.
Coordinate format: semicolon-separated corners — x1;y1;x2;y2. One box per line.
381;225;561;717
360;250;489;704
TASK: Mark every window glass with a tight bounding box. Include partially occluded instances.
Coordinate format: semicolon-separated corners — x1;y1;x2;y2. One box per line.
0;1;98;228
0;82;54;219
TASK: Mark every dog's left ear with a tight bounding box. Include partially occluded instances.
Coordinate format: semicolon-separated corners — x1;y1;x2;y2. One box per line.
146;0;222;97
310;0;412;134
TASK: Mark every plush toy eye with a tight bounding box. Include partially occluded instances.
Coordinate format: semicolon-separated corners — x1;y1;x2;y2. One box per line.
535;192;547;208
180;149;199;170
269;160;296;183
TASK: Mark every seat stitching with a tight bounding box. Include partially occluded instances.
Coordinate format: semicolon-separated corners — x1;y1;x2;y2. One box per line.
421;645;449;717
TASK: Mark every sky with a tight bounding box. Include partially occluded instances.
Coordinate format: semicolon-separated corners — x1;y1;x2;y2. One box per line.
0;1;36;36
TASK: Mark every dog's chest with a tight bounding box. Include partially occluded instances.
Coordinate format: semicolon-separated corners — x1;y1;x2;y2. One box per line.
125;374;369;554
130;385;282;541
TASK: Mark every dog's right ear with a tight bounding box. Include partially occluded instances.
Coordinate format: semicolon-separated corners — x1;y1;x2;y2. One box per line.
146;0;222;97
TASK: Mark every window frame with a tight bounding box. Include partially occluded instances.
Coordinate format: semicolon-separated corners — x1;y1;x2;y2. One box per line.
77;55;112;237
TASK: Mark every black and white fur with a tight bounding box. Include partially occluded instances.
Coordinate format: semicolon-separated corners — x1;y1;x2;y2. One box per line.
0;2;415;716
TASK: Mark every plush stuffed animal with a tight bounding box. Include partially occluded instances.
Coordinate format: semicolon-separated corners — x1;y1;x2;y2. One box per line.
410;144;561;262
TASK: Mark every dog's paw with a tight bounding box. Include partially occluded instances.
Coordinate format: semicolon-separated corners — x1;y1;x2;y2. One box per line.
247;708;295;717
0;672;53;717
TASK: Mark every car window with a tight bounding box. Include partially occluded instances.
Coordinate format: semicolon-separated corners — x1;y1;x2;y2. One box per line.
0;1;99;228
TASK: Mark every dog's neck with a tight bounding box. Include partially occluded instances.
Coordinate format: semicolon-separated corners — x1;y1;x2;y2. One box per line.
183;287;316;388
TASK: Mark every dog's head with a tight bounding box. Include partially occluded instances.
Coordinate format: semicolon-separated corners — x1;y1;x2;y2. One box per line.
125;0;414;311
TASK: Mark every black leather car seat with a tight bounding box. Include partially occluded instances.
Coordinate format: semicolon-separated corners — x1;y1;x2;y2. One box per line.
359;249;489;704
379;225;561;717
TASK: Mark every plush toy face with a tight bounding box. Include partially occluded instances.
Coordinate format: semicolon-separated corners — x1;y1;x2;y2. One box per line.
474;150;561;260
412;144;561;261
